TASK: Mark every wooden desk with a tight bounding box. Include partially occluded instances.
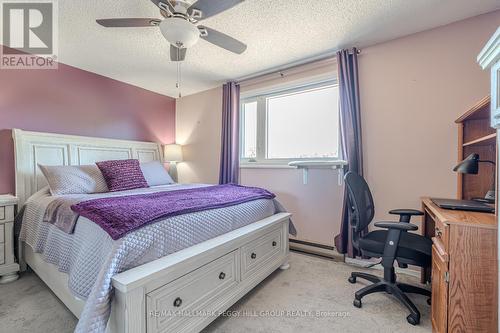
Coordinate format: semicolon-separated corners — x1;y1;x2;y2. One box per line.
421;197;497;333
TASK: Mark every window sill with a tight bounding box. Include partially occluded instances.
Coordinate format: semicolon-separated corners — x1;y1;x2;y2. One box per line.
288;160;348;169
240;164;296;169
240;160;347;170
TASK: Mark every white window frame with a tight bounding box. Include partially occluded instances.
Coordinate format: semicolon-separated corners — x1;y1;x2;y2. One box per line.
240;79;341;167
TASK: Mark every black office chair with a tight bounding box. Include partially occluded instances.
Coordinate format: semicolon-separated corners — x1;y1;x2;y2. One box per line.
344;171;432;325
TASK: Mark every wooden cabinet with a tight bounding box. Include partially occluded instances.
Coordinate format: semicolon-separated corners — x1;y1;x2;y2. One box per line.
455;96;496;201
431;243;448;333
423;198;497;333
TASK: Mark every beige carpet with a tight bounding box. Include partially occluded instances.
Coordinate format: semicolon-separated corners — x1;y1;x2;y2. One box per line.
0;252;431;333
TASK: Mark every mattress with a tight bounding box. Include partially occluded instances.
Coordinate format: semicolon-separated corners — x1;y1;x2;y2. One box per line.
19;184;280;333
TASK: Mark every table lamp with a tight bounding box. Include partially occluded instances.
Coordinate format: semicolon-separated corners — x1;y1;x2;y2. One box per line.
453;153;495;201
164;144;183;182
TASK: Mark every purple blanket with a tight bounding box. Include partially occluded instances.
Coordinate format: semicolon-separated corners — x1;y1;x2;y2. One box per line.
71;184;276;240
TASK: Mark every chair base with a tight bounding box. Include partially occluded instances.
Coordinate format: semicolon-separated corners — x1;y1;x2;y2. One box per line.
348;271;431;326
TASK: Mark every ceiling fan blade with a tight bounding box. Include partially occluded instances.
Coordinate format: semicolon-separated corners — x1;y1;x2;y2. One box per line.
150;0;164;6
96;18;161;27
198;26;246;54
170;45;187;61
150;0;174;13
188;0;244;20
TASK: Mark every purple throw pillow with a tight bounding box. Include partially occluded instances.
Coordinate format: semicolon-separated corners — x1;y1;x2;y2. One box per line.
96;159;148;192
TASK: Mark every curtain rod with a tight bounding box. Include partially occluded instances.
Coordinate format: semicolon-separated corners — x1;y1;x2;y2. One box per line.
235;48;361;85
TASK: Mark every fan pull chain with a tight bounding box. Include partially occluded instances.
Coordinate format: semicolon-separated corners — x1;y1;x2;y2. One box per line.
175;62;180;89
176;47;182;98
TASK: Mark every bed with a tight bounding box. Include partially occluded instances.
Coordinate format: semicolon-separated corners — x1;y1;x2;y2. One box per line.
13;129;291;333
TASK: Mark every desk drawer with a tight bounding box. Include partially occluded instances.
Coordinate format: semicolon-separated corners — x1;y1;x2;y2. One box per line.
0;224;4;243
434;218;449;251
425;208;449;251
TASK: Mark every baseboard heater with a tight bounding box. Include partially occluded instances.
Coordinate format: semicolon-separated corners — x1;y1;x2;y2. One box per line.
289;239;343;260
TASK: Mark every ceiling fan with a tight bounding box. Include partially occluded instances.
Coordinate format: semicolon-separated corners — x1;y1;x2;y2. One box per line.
96;0;247;62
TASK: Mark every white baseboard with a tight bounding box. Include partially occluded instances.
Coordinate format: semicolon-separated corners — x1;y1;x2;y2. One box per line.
289;241;343;260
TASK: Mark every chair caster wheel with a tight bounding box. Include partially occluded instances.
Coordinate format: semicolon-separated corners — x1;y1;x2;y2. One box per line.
427;298;431;305
353;299;362;308
407;314;420;326
348;276;356;284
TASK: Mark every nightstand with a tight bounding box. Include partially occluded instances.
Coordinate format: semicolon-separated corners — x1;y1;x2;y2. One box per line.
0;195;19;283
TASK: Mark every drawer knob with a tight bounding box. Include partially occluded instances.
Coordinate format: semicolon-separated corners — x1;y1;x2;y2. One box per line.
173;297;182;307
251;252;257;259
272;241;277;247
435;228;442;237
219;272;226;280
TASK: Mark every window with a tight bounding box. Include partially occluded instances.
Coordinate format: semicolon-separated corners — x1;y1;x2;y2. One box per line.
240;81;340;165
242;101;257;158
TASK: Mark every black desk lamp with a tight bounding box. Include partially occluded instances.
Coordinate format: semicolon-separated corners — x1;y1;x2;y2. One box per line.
453;153;496;201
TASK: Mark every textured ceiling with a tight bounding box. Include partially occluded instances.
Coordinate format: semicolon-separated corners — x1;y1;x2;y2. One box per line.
57;0;500;98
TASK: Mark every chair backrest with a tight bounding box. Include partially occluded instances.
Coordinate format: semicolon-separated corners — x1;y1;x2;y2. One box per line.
344;172;375;237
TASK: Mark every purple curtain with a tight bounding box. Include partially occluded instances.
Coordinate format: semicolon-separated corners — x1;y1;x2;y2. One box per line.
334;48;365;258
219;82;241;184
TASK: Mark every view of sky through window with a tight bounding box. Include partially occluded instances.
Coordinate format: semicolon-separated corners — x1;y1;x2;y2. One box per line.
242;101;257;158
242;84;339;162
267;85;339;159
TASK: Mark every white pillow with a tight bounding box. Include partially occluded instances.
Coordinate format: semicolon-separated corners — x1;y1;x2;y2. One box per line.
140;161;175;186
38;164;109;195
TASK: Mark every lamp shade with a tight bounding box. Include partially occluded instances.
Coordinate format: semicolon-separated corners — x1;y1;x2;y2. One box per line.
453;153;479;174
164;144;183;162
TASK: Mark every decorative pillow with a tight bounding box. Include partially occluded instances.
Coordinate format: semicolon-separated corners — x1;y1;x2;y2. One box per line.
140;161;175;186
96;159;148;192
38;164;109;195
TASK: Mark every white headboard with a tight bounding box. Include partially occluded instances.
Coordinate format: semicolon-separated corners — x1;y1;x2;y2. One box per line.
13;129;163;205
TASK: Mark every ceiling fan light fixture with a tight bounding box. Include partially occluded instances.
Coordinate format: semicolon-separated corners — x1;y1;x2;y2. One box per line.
159;17;200;48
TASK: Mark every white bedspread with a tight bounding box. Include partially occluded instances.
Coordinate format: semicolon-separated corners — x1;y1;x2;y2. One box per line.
19;184;280;333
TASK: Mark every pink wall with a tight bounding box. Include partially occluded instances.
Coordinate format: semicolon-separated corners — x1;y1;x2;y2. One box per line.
240;168;344;246
0;46;176;194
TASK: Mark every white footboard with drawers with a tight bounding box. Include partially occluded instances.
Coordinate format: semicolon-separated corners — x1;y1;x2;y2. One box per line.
109;212;291;333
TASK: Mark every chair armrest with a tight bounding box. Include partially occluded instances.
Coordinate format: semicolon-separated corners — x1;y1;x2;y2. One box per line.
389;209;423;216
374;221;418;231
